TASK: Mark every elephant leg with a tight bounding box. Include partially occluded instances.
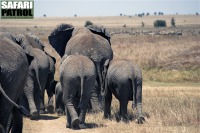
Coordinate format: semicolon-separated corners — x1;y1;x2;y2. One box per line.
46;73;54;114
65;107;71;128
24;75;39;120
135;83;145;124
90;81;101;112
11;105;23;133
39;89;46;114
65;95;80;129
119;85;129;122
119;100;129;122
104;87;112;119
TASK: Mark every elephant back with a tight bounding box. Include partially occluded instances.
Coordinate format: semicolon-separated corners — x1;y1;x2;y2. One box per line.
107;59;135;81
65;28;113;62
60;55;96;78
0;37;29;73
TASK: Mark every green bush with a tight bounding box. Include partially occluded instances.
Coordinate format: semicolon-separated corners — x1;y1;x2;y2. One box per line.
154;20;166;27
84;20;93;27
171;17;176;27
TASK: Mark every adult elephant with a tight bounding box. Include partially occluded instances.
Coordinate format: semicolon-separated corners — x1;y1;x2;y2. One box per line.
0;36;33;133
103;59;145;124
0;32;50;119
60;55;96;129
24;33;56;114
48;24;113;111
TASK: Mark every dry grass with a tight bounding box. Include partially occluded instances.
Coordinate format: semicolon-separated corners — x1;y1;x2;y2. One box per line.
23;86;200;133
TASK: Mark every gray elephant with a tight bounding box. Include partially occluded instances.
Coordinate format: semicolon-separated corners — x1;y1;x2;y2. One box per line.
48;24;113;111
1;32;50;119
24;33;56;114
60;54;96;129
0;35;33;133
103;59;145;124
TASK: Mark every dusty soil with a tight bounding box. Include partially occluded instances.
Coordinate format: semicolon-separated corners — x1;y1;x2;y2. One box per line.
23;85;200;133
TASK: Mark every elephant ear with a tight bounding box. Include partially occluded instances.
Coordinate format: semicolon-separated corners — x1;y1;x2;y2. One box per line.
87;25;111;45
48;24;74;57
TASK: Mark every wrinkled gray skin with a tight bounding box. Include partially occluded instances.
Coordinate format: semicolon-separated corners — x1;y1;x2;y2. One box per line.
60;55;96;129
0;35;33;133
1;32;50;120
54;82;65;115
24;33;56;114
103;59;145;124
48;24;113;112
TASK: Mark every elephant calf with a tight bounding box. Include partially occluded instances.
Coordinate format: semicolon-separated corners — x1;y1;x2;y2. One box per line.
103;59;145;124
60;55;96;129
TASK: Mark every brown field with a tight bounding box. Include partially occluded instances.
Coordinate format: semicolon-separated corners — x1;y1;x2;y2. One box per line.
1;15;200;133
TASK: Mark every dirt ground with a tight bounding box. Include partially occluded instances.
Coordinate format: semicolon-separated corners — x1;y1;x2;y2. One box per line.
23;85;200;133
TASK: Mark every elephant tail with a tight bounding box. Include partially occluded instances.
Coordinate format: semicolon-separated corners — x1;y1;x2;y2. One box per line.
34;59;42;92
131;78;136;110
0;83;30;117
79;77;84;108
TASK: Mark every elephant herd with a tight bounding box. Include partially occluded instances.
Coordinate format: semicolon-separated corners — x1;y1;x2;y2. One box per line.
0;24;145;132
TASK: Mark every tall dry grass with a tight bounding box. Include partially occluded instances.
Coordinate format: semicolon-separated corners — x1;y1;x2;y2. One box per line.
81;87;200;133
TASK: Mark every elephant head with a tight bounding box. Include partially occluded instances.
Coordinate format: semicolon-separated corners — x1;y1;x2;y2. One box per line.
24;33;45;51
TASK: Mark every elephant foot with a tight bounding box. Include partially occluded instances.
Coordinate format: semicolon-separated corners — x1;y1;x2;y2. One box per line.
30;111;39;120
66;123;71;128
71;118;80;129
47;105;54;114
79;123;86;129
136;116;145;124
39;109;47;114
57;109;65;116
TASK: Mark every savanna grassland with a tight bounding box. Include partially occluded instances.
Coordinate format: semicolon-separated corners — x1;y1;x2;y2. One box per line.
0;15;200;133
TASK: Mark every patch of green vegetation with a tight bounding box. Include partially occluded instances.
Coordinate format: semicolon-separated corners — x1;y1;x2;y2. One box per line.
143;68;200;84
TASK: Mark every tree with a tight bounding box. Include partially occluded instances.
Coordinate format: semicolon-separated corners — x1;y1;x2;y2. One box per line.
171;17;176;27
43;14;46;17
120;13;123;16
154;12;157;15
146;13;150;16
141;21;145;27
196;12;199;15
154;20;167;27
84;20;93;27
74;14;77;17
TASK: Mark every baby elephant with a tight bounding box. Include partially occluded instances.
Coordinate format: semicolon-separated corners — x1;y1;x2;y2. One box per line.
103;59;145;124
60;55;96;129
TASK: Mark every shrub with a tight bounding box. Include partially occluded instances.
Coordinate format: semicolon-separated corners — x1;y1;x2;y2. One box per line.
171;17;176;27
154;20;166;27
84;20;93;27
